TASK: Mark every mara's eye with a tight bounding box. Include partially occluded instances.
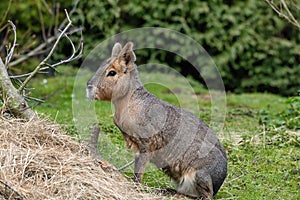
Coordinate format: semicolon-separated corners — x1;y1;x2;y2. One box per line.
107;70;117;77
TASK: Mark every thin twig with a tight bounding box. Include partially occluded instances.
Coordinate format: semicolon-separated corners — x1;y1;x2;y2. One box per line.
43;10;72;65
265;0;300;31
10;71;44;79
51;30;83;68
18;9;75;93
58;0;80;30
5;21;17;68
9;36;56;67
118;160;135;171
280;0;300;28
7;0;82;67
39;64;58;72
265;0;288;18
24;95;45;103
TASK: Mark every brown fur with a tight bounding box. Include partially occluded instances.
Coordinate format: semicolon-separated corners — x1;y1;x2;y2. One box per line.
87;42;227;199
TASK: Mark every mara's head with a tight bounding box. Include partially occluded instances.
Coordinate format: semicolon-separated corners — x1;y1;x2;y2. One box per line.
86;42;137;101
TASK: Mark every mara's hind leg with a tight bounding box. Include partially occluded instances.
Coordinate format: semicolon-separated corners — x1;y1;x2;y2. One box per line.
195;170;213;200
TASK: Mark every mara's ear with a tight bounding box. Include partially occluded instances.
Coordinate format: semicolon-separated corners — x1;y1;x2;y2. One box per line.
111;43;122;58
118;42;136;70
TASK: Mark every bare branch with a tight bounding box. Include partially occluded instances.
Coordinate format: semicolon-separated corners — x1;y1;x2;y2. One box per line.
9;36;56;67
265;0;300;31
10;69;48;79
42;9;72;66
10;73;32;79
5;21;17;68
280;0;300;27
118;160;134;171
0;57;37;120
58;0;80;30
6;0;82;67
0;6;82;120
52;30;83;68
24;95;45;103
18;9;82;93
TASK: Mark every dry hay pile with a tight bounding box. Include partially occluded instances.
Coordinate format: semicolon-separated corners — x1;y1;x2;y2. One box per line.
0;118;162;200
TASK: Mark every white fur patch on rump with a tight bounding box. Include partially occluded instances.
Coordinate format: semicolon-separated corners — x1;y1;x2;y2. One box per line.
176;171;198;197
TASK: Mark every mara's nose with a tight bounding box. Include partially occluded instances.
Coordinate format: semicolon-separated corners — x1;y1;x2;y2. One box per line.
87;80;96;90
87;84;93;90
87;80;93;87
86;83;96;99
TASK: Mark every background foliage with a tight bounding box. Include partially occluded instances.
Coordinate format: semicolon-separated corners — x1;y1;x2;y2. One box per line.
1;0;300;96
74;0;300;96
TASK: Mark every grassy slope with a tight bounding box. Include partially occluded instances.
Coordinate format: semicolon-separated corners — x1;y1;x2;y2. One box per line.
29;69;299;200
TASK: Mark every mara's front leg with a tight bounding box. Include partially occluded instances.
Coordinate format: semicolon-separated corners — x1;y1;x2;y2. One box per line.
134;152;150;183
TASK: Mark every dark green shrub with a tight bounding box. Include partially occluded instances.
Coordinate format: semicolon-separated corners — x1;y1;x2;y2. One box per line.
75;0;300;96
0;0;74;43
0;0;75;73
2;1;300;96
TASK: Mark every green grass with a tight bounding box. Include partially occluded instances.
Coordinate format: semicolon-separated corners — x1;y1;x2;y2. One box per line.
29;69;299;199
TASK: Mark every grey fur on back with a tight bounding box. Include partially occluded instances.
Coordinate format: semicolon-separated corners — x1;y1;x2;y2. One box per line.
86;42;227;199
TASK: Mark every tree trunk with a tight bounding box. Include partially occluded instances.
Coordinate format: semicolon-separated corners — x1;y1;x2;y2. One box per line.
0;57;37;120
